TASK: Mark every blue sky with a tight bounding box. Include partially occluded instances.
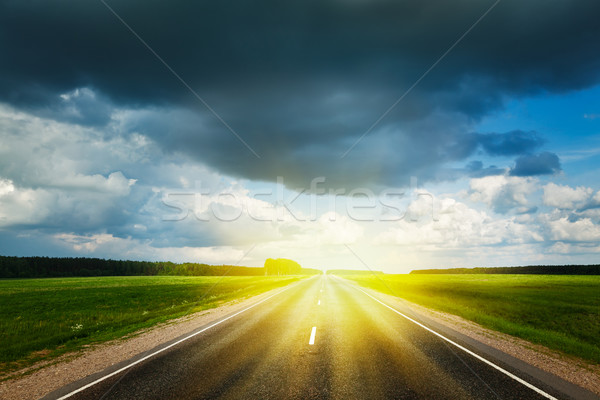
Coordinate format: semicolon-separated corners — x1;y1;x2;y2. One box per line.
0;0;599;272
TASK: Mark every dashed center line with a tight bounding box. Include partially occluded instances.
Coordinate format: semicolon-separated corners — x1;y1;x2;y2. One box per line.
318;300;321;305
309;326;317;345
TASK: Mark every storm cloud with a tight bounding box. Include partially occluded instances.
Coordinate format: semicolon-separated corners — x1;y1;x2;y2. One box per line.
1;0;598;188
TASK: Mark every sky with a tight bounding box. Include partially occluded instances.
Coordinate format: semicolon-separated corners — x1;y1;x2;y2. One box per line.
1;0;600;272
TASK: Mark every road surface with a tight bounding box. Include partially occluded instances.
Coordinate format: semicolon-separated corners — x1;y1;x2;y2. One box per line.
45;275;596;400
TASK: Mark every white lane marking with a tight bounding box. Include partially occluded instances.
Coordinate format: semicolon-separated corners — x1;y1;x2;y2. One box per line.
318;300;321;306
342;280;558;400
55;280;306;400
309;326;317;345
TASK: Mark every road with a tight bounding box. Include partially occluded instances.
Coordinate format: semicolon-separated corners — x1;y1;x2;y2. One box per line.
46;275;596;400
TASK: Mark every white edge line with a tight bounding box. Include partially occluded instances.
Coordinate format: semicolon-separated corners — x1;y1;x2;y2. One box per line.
309;326;317;345
335;276;558;400
56;280;304;400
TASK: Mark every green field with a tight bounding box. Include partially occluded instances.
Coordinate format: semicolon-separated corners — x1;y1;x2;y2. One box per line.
341;274;600;364
0;275;302;374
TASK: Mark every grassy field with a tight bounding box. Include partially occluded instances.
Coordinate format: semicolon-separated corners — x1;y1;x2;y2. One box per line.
341;274;600;364
0;275;302;374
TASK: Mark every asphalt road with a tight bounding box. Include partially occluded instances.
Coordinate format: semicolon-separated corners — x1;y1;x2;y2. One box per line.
46;275;596;400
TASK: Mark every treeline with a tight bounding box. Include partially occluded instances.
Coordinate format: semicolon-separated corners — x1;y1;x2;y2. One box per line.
327;269;384;275
262;258;321;276
410;265;600;275
0;256;286;279
264;258;299;275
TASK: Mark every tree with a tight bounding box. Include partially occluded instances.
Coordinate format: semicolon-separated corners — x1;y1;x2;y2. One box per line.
264;258;302;275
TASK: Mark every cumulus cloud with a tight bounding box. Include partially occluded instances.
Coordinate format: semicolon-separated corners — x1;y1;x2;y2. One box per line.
543;182;593;209
54;233;245;264
375;197;543;248
547;241;600;255
0;178;14;197
545;217;600;242
0;104;151;232
0;174;135;230
468;175;538;214
0;103;156;189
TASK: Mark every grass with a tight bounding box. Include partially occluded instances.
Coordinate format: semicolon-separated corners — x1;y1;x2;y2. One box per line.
0;275;303;374
341;274;600;364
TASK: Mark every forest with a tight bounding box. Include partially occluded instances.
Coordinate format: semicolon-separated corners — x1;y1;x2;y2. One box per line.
0;256;319;278
410;265;600;275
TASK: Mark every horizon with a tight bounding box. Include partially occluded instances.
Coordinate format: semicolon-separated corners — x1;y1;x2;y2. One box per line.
2;254;599;276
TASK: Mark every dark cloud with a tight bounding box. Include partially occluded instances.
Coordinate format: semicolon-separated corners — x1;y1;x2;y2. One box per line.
44;88;113;127
477;130;544;156
510;152;562;176
467;160;484;171
465;160;505;178
1;0;599;188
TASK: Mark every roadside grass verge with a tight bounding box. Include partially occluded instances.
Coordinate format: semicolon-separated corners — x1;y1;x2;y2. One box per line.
0;275;302;375
340;274;600;364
